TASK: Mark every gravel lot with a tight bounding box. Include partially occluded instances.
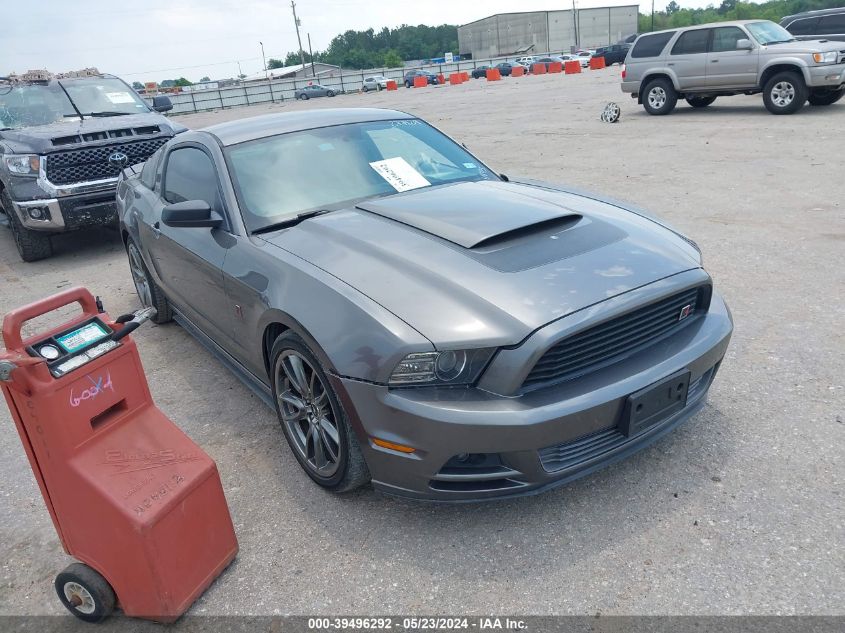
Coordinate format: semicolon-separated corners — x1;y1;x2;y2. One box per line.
0;69;842;619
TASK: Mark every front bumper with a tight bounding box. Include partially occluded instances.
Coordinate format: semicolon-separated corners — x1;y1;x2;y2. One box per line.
806;62;845;88
6;174;117;232
335;291;733;501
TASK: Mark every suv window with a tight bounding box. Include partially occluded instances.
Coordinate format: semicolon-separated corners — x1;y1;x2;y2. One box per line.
163;147;222;211
711;26;747;52
631;32;676;58
671;29;710;55
819;13;845;34
786;17;820;35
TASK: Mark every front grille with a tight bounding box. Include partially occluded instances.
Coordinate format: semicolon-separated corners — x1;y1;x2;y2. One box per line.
523;286;708;390
45;136;169;185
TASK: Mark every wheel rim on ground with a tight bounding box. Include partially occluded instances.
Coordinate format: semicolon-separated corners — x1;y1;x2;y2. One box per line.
63;582;96;615
275;351;342;477
772;82;795;107
127;243;152;308
648;86;667;109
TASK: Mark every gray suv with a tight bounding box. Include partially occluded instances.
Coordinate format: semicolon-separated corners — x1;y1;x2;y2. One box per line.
621;20;845;115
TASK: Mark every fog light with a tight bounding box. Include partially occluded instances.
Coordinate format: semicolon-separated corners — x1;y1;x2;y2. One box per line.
27;207;47;220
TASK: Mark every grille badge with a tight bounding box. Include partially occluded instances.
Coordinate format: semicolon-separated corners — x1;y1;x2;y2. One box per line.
678;304;693;321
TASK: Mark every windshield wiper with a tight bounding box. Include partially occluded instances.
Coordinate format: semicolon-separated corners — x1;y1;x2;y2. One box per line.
252;209;332;234
765;39;795;45
81;111;130;117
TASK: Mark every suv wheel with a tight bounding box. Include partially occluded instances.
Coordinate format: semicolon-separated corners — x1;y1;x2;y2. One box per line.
642;78;677;115
686;96;717;108
270;332;370;493
1;189;53;262
808;87;845;106
763;71;807;115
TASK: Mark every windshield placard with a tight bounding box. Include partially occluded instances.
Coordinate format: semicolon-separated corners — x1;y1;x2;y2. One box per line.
369;157;431;192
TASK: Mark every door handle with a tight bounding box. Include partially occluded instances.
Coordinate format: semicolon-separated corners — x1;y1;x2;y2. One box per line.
667;62;675;66
152;221;161;238
711;59;719;63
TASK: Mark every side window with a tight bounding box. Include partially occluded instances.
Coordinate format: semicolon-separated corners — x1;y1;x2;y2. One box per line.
819;14;845;34
671;29;710;55
711;27;747;52
786;17;820;35
163;147;222;211
631;32;676;58
140;148;162;190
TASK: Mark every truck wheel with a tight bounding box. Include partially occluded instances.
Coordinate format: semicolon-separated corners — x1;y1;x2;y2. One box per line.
55;563;115;623
763;71;807;115
126;239;172;324
270;331;370;493
1;189;53;262
808;87;845;106
686;96;717;108
642;78;677;115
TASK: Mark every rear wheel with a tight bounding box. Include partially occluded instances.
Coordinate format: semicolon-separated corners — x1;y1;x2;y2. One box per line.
763;71;807;115
2;189;53;262
642;78;677;115
686;96;717;108
298;93;308;100
126;239;172;324
327;90;335;97
55;563;115;623
808;87;845;106
270;332;370;493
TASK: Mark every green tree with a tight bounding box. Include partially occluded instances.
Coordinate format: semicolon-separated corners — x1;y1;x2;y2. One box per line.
383;50;404;68
666;1;681;14
267;58;285;69
199;76;211;82
131;81;144;90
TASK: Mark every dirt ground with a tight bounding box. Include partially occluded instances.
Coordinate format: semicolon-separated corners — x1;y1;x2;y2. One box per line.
0;69;842;619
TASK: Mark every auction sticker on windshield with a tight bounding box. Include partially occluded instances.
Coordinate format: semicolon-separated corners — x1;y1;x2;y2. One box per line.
106;92;136;104
369;157;430;192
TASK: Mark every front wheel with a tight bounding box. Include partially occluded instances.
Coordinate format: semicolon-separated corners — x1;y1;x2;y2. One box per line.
808;87;845;106
686;96;717;108
298;93;308;100
2;189;53;262
642;78;678;115
327;90;335;97
126;239;172;323
270;332;370;493
763;71;807;115
55;563;115;623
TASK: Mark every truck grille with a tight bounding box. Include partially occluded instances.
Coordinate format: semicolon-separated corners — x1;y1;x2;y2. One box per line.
45;137;169;185
522;285;709;390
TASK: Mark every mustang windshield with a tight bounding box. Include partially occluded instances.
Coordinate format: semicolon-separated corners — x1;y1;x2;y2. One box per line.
227;119;497;232
0;77;149;129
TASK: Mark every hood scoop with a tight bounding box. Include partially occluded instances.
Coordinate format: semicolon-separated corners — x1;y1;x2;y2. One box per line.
356;180;581;249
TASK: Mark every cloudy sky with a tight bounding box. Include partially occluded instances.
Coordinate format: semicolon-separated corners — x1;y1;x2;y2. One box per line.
2;0;714;82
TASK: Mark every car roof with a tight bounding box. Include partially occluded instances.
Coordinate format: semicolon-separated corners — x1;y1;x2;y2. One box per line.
638;19;769;36
782;7;845;22
202;108;415;146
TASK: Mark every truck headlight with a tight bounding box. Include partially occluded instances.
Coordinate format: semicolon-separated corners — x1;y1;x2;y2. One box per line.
3;154;40;176
389;348;496;386
813;52;837;64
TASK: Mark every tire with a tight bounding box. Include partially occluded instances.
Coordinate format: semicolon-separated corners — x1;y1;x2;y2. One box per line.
763;71;807;115
55;563;115;623
298;93;308;100
808;87;845;106
1;188;53;262
327;91;335;97
362;85;368;92
405;81;411;88
270;332;370;493
642;77;677;115
686;96;717;108
126;238;172;323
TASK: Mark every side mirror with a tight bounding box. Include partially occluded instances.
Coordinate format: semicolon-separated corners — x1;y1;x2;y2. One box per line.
161;200;223;228
152;95;173;113
736;39;753;51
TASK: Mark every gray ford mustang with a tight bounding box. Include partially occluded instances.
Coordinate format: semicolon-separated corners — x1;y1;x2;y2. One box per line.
117;108;732;501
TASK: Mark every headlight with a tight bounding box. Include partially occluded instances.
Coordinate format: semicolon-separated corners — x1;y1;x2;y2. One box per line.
3;154;40;176
813;52;837;64
389;348;496;386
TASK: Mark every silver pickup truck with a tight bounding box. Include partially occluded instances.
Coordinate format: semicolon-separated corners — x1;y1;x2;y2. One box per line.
621;19;845;115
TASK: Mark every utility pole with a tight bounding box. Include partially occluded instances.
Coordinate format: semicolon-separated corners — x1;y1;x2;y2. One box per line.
571;0;579;51
291;0;306;69
651;0;655;32
260;41;268;80
307;33;316;77
237;61;244;81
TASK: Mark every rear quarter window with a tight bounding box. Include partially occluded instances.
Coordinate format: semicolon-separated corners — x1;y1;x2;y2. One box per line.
631;31;676;58
785;17;820;35
819;13;845;34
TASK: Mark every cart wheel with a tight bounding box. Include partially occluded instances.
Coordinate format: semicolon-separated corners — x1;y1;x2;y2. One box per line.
55;563;115;623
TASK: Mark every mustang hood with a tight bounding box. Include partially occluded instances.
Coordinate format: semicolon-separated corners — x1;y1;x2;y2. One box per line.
265;181;702;347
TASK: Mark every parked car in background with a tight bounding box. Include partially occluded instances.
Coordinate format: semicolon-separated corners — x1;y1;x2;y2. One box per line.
295;84;336;100
619;33;639;44
621;20;845;115
574;51;593;67
516;56;537;66
494;62;520;76
596;43;631;65
117;107;732;501
403;69;439;88
471;65;491;79
781;7;845;42
362;76;389;91
0;70;180;261
534;56;565;71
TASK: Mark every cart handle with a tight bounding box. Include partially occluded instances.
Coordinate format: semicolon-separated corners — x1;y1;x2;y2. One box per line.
2;287;100;351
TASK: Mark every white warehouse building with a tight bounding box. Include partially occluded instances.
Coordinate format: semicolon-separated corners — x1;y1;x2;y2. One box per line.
458;7;639;59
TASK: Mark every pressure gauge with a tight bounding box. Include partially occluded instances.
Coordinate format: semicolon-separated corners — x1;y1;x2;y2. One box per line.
39;344;60;360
